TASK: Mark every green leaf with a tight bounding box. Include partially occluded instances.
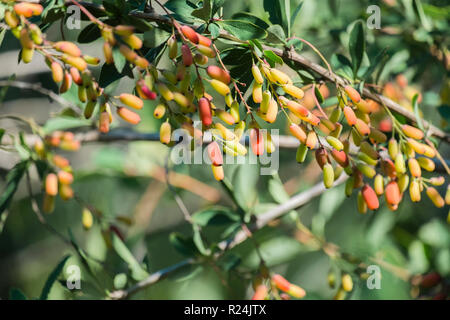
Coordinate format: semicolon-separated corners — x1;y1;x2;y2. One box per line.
268;174;290;204
208;23;220;38
265;24;286;45
193;227;208;255
40;255;71;300
0;160;29;218
191;0;211;21
113;273;127;289
111;233;149;281
412;0;432;31
412;94;425;132
78;23;101;43
9;288;28;300
263;50;283;67
218;20;267;41
418;219;449;248
192;206;239;227
314;84;325;103
263;0;289;37
348;20;365;77
112;47;126;73
408;240;429;274
99;62;125;88
232;162;259;210
231;12;270;29
43;116;91;134
169;232;198;256
291;1;303;27
165;0;196;23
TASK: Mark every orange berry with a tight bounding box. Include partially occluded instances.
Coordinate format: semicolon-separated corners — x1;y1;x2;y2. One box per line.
331;149;349;167
426;187;444;208
385;181;401;206
306;131;318;149
408;158;421;178
14;3;43;17
52;155;70;169
272;274;290;292
180;25;199;44
207;141;223;166
289;124;306;144
58;171;73;185
401;124;424;140
119;93;143;110
59;184;74;200
362;184;379;210
197;34;212;47
354;118;370;136
45;173;58;196
343;106;357;126
206;65;230;84
51;62;64;83
117;107;141;125
99;111;110;133
288;284;306;299
59;71;72;94
251;284;267;300
54;41;81;57
344;86;361;103
61;55;87;71
69;67;82;85
119;44;138;62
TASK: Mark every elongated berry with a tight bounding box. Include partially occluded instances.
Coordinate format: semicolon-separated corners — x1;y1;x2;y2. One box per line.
122;34;142;50
306;131;318;149
216;110;235;125
252;83;263;103
345;177;354;197
98;111;109;133
283;99;309;118
446;185;450;205
260;90;271;114
45;173;58;196
357;152;378;166
137;80;157;100
341;274;353;292
395;153;406;174
355;118;370;136
114;25;134;36
315;148;328;169
54;41;81;57
252;284;267;300
230;100;240;122
388;139;398;160
374;174;384;195
21;48;34;63
82;208;93;230
402;124;424;140
288;284;306;299
398;174;409;193
207;66;230;84
282;84;304;99
426;187;444;208
263;99;278;123
119;93;143;110
357;163;376;179
369;128;387;143
429;176;445;186
173;92;190;108
207;141;223;166
19;28;33;50
360;141;379;160
5;11;19;28
252;65;264;84
198;97;212;126
160;122;171;144
296;144;308;163
272;274;291;292
407;138;426;155
224;139;247;156
14;3;43;18
250;128;264;156
270;69;290;84
357;190;367;214
362;184;379;210
181;25;199;44
58;171;73;185
197;34;212;47
197;44;216;58
289;124;306;144
211;165;224;181
59;184;74;200
343;106;357;126
59;71;72;94
156;82;174;101
323;163;334;188
409;180;421;202
51;62;63;83
181;44;193;66
408;158;421;177
117;107;141;124
326;136;343;151
344;86;361;103
385;181;401;206
62;55;87;71
210;79;230;96
331;149;348;167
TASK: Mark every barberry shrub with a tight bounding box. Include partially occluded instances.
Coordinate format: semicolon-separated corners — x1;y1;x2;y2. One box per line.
0;0;448;300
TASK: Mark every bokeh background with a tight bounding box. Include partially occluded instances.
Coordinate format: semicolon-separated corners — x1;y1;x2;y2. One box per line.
0;0;448;299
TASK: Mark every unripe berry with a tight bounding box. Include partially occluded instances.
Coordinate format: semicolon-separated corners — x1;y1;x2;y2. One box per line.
296;144;308;163
122;34;142;50
323;163;334;189
357;152;378;166
216;109;235;125
401;124;424;140
351;128;362;146
167;35;178;60
345;176;355;197
369;127;387;143
409;180;421;202
260;90;271;114
230;100;240;122
263;99;278;123
194;53;208;65
344;86;361;103
224;139;247;156
14;3;43;18
270;69;291;84
398;174;409;193
289;124;306;144
362;184;379;210
82;208;93;230
119;93;143;110
385;181;401;206
252;65;264;84
43;194;55;214
19;28;33;50
59;184;74;200
198;97;212;126
446;185;450;205
21;48;34;63
211;165;224;181
180;26;199;44
288;284;306;299
173;92;190;108
5;11;19;28
54;41;81;57
250;128;264;156
360;141;379;160
355;99;373;114
331;149;349;167
156;82;174;101
210;79;230;96
197;44;216;58
408;158;421;178
357;191;367;214
355;118;370;136
207;141;223;166
181;44;193;66
429;176;445;186
426;187;444;208
117;107;141;125
343;106;357;126
207;66;230;84
374;174;384;195
282;84;304;99
306;131;318;149
326;136;344;151
160;122;172;144
357;163;376;179
329;107;342;123
114;25;134;36
341;274;353;292
62;55;87;71
45;173;58;196
388;139;398;160
59;71;72;94
406;138;426;155
154;104;166;119
395;153;406;174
